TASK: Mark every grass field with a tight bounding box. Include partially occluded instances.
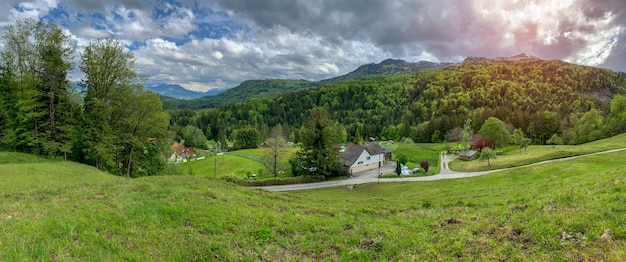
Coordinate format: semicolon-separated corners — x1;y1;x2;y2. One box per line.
183;148;298;179
450;133;626;172
3;149;625;260
388;143;442;175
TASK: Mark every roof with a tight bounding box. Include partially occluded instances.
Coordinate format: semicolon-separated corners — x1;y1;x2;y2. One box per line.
171;142;196;155
340;143;384;166
459;150;477;158
364;144;384;155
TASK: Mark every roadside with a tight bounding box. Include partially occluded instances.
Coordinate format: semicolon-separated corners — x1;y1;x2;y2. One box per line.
257;148;626;192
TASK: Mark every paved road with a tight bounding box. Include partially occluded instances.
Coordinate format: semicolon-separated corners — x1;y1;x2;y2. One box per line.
257;148;626;192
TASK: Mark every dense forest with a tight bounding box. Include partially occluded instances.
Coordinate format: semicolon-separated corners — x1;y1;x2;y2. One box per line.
0;19;169;177
171;58;626;148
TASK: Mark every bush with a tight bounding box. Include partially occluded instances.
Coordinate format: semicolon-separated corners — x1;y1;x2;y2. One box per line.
219;175;324;186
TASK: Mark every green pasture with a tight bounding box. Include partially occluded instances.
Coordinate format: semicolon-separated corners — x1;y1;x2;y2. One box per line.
450;133;626;172
1;150;626;260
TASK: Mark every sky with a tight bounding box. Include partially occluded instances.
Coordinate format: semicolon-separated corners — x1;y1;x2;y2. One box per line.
1;0;625;91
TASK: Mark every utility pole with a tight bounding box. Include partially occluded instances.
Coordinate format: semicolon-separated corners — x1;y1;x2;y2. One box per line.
214;142;219;178
377;153;381;183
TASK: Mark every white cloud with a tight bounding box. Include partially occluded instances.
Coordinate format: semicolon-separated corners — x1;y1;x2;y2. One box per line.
2;0;626;89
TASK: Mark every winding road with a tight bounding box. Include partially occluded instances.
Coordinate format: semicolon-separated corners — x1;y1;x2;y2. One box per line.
257;148;626;192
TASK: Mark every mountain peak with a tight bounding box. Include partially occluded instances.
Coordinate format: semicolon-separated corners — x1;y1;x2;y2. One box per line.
497;53;543;61
379;58;407;65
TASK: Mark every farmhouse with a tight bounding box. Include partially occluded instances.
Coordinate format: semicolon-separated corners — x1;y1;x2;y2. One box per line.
169;142;196;163
340;144;386;175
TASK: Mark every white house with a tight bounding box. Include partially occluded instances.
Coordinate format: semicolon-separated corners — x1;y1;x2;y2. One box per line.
340;144;385;175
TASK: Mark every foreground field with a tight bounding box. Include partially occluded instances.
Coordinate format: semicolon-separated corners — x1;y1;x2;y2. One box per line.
1;151;625;260
450;133;626;172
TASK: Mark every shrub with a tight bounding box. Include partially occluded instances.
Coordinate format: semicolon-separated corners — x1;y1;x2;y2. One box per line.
219;175;323;186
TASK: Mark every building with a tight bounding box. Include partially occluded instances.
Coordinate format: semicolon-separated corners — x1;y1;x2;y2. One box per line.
169;142;196;163
340;144;385;175
458;150;477;161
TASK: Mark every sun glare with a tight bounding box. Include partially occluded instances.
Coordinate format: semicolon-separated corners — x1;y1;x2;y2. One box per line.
472;0;621;65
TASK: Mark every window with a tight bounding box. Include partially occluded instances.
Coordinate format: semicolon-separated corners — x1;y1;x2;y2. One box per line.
366;156;371;160
357;161;364;165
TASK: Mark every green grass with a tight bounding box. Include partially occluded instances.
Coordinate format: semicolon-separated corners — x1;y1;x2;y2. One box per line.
450;133;626;172
0;151;60;164
182;153;267;178
183;148;299;179
1;150;626;260
392;143;441;175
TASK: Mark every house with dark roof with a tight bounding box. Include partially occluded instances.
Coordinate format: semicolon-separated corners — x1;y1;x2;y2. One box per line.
458;150;477;161
340;144;385;175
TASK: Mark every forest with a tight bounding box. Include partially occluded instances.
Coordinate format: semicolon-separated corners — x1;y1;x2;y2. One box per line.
0;19;169;177
170;57;626;149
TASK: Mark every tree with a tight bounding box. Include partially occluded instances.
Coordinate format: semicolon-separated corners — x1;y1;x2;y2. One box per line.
80;38;136;170
353;128;363;145
546;133;564;149
233;127;260;149
420;160;429;173
461;119;473;150
80;38;169;177
511;128;531;151
0;19;76;156
478;117;510;148
111;86;169;177
609;94;626;134
181;125;208;149
445;127;462;146
293;107;343;177
264;126;288;177
479;147;496;167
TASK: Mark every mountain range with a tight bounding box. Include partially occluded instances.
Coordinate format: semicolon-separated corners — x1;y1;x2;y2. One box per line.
161;58;453;109
144;84;228;100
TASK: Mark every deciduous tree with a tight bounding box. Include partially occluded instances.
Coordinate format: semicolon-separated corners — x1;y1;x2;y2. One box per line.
479;147;496;167
478;117;510;148
264;126;288;177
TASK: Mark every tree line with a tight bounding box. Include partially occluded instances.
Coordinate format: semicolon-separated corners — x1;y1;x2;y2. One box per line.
0;19;169;177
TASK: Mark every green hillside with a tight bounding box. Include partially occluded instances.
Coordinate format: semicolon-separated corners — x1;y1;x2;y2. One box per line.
2;150;625;260
319;59;452;83
178;58;626;145
163;79;315;109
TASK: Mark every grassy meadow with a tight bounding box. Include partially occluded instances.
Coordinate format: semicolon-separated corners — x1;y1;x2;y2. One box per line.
2;148;625;260
183;148;298;179
387;143;442;175
450;133;626;172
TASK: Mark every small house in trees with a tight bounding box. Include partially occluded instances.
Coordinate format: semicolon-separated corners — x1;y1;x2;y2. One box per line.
169;142;196;163
458;150;478;161
340;144;385;175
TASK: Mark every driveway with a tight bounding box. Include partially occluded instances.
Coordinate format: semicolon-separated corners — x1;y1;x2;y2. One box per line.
257;148;626;192
350;162;397;180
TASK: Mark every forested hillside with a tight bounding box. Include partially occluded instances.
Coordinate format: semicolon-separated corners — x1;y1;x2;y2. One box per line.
171;58;626;146
163;59;451;110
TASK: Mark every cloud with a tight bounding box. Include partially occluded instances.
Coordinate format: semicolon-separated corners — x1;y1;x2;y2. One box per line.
2;0;626;91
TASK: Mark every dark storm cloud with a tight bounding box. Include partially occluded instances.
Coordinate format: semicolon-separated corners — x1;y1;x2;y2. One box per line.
216;0;626;65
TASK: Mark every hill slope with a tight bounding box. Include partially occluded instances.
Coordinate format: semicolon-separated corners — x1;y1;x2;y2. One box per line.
163;79;315;109
184;58;626;144
1;150;625;260
319;59;452;83
163;59;452;109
